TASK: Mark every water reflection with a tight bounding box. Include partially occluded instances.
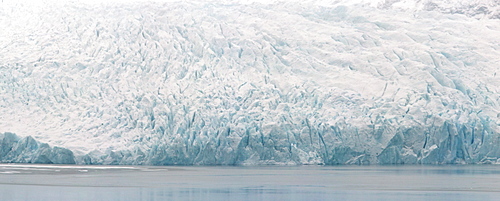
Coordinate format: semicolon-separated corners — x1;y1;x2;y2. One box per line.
1;164;500;200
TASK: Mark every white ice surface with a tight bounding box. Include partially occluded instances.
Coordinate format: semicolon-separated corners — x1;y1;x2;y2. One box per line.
0;0;499;165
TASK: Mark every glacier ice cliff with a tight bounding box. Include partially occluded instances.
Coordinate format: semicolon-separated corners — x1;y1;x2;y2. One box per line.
0;132;75;164
0;0;499;165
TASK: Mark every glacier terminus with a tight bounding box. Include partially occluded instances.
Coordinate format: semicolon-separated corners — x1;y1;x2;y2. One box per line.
0;0;499;165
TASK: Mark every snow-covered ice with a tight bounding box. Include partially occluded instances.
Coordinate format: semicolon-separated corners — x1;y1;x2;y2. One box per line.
0;0;499;165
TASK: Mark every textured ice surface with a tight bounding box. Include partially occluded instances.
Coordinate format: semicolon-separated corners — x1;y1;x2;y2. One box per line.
0;0;499;165
324;0;500;19
0;133;75;164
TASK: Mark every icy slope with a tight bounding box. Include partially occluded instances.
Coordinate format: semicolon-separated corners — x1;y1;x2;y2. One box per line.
0;0;499;165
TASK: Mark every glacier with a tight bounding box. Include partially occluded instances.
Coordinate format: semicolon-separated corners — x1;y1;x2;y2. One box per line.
0;0;499;165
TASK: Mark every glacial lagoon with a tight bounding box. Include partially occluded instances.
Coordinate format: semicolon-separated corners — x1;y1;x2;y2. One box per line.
1;164;500;200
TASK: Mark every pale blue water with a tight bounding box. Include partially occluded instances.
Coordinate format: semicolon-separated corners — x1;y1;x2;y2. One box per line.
1;164;499;200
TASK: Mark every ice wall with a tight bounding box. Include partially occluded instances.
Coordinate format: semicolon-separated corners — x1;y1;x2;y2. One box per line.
0;0;499;165
0;133;75;164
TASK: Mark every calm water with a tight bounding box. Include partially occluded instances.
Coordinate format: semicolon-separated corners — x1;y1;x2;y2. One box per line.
1;164;499;200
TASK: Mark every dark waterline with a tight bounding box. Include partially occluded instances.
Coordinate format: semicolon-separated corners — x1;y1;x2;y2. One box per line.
1;164;499;200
